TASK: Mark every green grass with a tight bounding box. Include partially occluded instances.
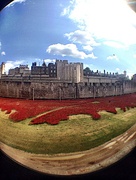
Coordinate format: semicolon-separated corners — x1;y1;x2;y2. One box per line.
0;108;136;154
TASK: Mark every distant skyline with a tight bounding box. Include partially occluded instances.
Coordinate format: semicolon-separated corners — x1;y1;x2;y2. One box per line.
0;0;136;78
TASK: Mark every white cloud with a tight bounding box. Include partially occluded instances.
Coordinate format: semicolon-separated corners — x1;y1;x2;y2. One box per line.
46;43;97;59
34;58;42;62
65;30;99;46
6;0;27;7
5;60;25;74
0;43;6;56
103;41;127;49
1;51;6;56
43;59;56;64
133;54;136;58
62;0;136;46
33;58;56;65
126;69;135;79
83;63;94;69
107;54;119;61
61;0;75;16
83;45;93;52
115;68;120;72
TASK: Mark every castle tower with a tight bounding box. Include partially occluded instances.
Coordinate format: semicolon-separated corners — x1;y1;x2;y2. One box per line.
73;63;83;83
56;60;83;83
56;60;68;80
124;70;127;77
1;62;5;75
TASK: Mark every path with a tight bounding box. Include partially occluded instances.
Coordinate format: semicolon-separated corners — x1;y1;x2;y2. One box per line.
0;124;136;175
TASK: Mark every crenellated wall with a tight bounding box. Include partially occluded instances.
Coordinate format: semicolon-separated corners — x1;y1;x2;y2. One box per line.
0;79;136;100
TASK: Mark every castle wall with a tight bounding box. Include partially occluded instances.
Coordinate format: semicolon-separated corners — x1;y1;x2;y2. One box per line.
0;79;136;100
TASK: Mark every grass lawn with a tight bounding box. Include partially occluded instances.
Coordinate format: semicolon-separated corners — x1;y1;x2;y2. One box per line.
0;107;136;154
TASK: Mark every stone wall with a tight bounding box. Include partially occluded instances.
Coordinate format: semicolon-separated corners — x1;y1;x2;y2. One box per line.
0;80;136;100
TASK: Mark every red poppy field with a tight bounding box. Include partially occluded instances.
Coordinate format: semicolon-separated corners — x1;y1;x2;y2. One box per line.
0;93;136;154
0;93;136;125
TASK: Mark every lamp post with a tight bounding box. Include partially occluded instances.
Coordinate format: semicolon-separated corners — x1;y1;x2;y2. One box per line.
32;87;34;101
59;87;61;101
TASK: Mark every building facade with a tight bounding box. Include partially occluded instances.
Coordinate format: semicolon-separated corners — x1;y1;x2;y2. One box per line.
9;65;30;76
0;60;135;100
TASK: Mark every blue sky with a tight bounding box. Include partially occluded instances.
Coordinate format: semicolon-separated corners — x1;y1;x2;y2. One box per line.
0;0;136;78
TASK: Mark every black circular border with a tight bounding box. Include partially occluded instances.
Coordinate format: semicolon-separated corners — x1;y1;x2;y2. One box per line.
0;1;136;179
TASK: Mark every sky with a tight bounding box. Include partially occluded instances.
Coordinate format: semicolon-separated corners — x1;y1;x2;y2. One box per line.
0;0;136;78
